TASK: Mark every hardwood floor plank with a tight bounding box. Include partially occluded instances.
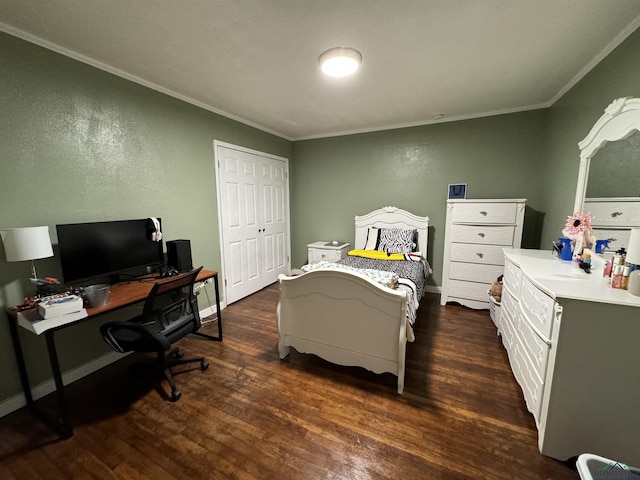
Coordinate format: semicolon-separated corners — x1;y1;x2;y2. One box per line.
0;286;578;479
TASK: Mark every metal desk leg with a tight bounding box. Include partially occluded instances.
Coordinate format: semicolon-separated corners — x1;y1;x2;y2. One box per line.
6;314;73;438
194;273;223;342
45;331;73;438
7;314;34;406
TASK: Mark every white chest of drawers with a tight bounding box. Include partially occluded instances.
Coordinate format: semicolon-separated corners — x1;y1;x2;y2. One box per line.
307;241;350;264
584;197;640;252
501;248;640;466
440;199;526;310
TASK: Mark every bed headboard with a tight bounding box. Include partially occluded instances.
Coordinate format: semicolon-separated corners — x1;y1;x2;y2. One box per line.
354;206;430;255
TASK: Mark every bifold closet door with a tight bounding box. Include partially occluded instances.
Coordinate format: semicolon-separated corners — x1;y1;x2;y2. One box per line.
216;143;290;304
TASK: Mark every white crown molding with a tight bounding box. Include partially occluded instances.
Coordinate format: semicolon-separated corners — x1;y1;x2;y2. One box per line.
549;14;640;106
0;22;293;142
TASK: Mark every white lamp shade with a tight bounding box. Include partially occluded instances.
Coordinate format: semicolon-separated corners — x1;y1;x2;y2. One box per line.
1;226;54;262
626;228;640;265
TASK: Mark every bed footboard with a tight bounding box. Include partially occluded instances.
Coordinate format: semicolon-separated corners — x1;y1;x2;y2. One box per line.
277;269;409;394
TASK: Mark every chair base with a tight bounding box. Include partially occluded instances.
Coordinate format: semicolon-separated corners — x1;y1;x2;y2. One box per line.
128;347;208;402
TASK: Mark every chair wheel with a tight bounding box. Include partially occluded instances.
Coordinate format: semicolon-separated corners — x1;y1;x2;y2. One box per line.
171;390;182;402
201;361;209;371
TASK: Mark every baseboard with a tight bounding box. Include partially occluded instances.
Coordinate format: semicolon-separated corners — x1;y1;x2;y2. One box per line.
0;304;224;419
0;350;126;418
425;285;442;294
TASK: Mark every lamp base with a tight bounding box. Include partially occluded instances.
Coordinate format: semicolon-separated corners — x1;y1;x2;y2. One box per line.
628;270;640;296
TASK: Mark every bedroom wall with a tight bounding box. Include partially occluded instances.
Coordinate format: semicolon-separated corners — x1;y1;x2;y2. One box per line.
291;110;548;286
538;27;640;248
0;31;291;406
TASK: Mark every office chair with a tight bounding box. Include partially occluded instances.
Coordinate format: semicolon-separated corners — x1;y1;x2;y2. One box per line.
100;266;208;401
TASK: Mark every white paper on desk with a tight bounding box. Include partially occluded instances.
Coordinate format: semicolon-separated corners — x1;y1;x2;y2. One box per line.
17;307;88;335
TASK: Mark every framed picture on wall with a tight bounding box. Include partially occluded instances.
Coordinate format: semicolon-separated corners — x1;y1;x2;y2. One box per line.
448;183;467;199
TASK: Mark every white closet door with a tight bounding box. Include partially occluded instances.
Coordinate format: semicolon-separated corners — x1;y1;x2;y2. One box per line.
216;142;290;305
259;157;289;286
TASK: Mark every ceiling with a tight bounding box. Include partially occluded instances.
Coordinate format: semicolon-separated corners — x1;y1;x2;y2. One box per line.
2;1;640;141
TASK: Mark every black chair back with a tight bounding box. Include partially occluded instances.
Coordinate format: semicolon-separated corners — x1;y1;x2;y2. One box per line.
143;266;203;343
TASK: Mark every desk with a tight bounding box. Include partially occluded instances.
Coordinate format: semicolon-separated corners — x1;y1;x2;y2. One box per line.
5;269;221;439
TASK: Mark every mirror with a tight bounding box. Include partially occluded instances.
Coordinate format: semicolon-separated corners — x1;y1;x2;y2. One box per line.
585;130;640;198
574;97;640;213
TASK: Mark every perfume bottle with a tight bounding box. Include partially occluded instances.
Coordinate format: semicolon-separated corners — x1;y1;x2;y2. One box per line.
611;265;624;289
621;266;631;290
603;258;613;279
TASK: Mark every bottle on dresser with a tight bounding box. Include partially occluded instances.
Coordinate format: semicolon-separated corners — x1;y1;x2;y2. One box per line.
611;265;624;289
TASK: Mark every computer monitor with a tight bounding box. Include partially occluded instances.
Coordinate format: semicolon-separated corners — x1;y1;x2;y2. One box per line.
56;218;165;285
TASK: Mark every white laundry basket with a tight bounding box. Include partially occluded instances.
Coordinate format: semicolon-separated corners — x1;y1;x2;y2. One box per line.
577;453;640;480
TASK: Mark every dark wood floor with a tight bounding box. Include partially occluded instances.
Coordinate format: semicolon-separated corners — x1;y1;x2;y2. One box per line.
0;284;578;479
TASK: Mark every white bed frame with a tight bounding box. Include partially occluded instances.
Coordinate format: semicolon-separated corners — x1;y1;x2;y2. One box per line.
277;206;429;394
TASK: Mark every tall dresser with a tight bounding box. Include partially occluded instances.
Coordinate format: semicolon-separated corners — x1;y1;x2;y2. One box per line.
440;198;526;309
500;249;640;465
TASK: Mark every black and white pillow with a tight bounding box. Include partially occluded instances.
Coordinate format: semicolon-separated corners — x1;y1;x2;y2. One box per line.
377;228;416;254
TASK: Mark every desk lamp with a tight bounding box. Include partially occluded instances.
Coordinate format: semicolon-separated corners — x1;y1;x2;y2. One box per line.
0;226;54;280
625;228;640;296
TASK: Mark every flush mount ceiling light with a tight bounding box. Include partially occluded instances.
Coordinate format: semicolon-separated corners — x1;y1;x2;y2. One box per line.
318;47;362;77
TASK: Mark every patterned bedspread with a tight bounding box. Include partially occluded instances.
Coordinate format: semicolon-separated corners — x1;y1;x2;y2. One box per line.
337;255;431;303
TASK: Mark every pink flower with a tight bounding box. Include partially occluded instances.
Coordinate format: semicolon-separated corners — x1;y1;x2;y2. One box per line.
564;212;593;235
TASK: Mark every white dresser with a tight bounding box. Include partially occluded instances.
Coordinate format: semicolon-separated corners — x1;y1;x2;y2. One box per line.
440;199;526;309
307;241;350;264
584;197;640;252
501;248;640;466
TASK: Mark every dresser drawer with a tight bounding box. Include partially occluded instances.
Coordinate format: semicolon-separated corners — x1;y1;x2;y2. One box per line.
500;304;516;351
452;202;518;224
308;248;341;263
447;279;492;302
501;286;518;322
449;262;503;283
503;258;522;294
514;306;551;380
450;243;506;265
585;200;640;227
510;335;544;425
520;276;555;341
450;224;516;245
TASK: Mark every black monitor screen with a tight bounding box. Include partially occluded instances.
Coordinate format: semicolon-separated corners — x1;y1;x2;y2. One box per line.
56;218;164;285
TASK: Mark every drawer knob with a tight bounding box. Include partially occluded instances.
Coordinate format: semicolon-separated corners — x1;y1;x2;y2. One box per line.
479;211;488;216
477;232;486;238
476;252;484;258
610;211;623;218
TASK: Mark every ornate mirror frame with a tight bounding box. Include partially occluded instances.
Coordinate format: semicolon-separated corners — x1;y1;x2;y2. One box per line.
574;97;640;213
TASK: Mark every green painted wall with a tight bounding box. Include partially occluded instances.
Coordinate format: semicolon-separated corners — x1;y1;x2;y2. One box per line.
539;27;640;247
291;111;548;284
0;32;291;404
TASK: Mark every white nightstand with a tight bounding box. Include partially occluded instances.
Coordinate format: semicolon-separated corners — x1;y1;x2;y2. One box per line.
307;241;350;263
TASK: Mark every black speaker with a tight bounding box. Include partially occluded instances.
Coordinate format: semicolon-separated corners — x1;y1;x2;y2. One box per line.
167;239;193;273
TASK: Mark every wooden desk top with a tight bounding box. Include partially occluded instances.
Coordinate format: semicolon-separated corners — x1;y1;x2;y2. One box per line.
6;269;218;321
86;269;218;317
